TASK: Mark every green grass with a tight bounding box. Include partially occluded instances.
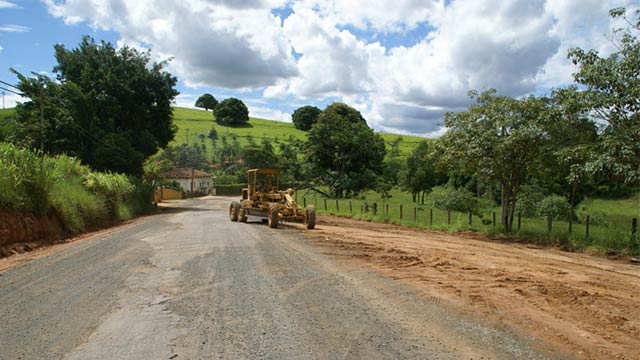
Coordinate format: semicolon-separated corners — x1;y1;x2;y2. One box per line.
171;107;425;157
296;187;640;256
0;108;15;121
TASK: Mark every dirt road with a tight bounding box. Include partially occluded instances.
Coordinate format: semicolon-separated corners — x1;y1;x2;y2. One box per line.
306;216;640;360
0;197;554;359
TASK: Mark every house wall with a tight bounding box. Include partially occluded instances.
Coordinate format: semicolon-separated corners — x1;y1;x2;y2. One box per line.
169;177;213;194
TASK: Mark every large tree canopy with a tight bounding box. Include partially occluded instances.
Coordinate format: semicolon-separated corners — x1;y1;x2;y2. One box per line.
13;36;178;176
306;102;385;198
214;97;249;126
195;93;218;112
568;7;640;184
292;105;321;131
442;90;551;232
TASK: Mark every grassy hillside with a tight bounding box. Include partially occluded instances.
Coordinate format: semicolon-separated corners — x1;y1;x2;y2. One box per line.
0;108;15;121
0;107;427;156
171;107;426;156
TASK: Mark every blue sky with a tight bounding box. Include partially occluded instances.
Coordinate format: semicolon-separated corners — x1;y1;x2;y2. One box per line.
0;0;635;136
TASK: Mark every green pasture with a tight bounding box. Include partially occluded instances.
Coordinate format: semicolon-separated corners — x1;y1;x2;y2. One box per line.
295;187;640;255
171;107;424;157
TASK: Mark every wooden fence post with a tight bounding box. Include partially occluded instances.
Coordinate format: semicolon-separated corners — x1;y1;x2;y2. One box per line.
400;205;403;220
336;199;339;212
569;217;573;234
468;211;472;225
586;215;590;241
303;197;306;207
414;207;417;221
517;212;521;231
429;209;433;225
547;215;552;234
324;199;327;211
349;201;352;213
492;212;496;227
386;204;389;216
632;218;638;237
447;210;451;225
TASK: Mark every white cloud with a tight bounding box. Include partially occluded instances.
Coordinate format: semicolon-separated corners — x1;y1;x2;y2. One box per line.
44;0;297;89
248;105;291;122
0;0;17;9
1;92;26;109
295;0;443;32
43;0;639;135
0;24;30;32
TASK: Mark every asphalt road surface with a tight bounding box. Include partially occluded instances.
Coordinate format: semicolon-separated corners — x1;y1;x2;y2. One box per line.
0;197;554;359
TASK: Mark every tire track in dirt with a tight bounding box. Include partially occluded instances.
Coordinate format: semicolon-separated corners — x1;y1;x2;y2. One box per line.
297;215;640;360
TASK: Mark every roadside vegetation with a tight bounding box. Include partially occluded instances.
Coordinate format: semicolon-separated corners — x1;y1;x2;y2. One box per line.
0;143;152;234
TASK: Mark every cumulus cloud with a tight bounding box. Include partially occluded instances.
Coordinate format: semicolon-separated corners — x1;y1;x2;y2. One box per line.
45;0;297;89
42;0;639;135
248;105;292;122
1;92;27;109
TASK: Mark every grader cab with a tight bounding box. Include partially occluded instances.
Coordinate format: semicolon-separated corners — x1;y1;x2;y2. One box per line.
229;169;316;229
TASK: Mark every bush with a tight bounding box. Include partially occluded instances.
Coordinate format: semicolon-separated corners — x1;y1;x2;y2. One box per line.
0;142;154;235
538;195;571;220
83;172;134;218
0;143;52;213
576;203;605;225
515;184;545;217
428;186;479;214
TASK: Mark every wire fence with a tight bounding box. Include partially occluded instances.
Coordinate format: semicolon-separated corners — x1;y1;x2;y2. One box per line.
301;196;639;254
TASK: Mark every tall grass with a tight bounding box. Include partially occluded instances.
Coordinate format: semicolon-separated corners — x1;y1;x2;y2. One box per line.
0;143;154;235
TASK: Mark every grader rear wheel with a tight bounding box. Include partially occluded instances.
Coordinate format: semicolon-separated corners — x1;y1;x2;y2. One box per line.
238;203;248;223
229;201;239;221
306;205;316;229
268;204;279;228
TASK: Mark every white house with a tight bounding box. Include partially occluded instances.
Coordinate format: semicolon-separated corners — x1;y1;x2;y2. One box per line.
165;168;214;195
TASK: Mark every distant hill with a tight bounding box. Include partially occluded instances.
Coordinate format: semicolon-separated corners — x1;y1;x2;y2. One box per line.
0;106;427;156
171;107;426;156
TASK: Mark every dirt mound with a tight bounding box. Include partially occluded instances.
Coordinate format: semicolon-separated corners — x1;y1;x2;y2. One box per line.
0;211;65;257
305;215;640;360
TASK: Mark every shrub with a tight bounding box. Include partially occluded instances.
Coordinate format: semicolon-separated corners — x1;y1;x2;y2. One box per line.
0;143;52;213
84;172;134;217
537;195;571;220
428;186;479;214
515;184;545;217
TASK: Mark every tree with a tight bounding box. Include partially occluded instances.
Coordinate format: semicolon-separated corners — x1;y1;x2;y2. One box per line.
292;105;321;131
401;140;447;203
195;93;218;112
442;90;550;232
12;36;178;176
306;102;385;198
568;7;640;184
243;138;278;169
214;98;249;126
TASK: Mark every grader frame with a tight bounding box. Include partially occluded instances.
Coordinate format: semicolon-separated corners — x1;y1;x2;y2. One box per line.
229;169;316;229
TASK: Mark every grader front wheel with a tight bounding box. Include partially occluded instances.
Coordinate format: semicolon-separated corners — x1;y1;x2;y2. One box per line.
229;202;239;222
306;205;316;229
268;204;279;228
238;203;248;223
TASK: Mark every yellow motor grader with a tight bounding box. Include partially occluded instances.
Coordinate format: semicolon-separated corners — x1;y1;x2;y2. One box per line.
229;168;316;229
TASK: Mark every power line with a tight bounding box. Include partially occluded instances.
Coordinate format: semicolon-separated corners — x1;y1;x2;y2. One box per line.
0;86;23;96
0;80;19;90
